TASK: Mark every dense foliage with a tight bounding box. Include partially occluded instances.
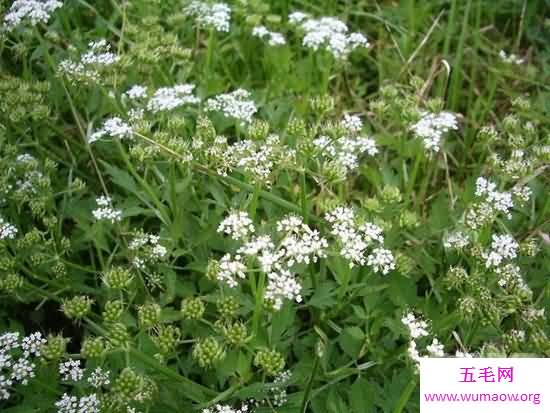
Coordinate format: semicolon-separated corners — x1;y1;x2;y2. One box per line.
0;0;549;412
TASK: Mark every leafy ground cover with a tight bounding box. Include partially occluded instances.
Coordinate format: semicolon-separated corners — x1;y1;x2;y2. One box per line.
0;0;549;412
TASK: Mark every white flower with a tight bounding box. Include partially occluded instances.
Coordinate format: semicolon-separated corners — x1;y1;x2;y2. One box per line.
201;404;249;413
455;350;473;358
184;1;231;32
410;111;458;152
340;114;363;133
58;40;119;84
0;217;18;240
59;359;83;382
288;11;308;24
252;25;286;46
314;133;378;174
238;235;275;257
483;234;519;268
87;367;110;388
499;50;524;65
89;117;133;143
0;374;12;400
443;231;469;249
129;233;167;268
124;85;148;100
0;332;20;352
21;332;46;358
11;357;35;385
3;0;63;31
92;195;122;223
147;84;200;113
217;211;255;240
401;312;429;339
265;269;302;310
291;15;369;59
407;340;421;363
55;393;101;413
217;254;247;288
205;89;257;123
366;247;395;274
427;338;445;357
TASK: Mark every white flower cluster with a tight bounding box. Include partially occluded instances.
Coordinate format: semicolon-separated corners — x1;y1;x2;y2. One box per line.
474;177;514;219
496;263;530;294
3;0;63;31
216;213;328;309
482;234;519;269
401;312;429;339
1;331;45;400
55;393;100;413
201;403;249;413
124;85;148;101
340;114;363;133
410;111;459;152
289;13;369;59
217;211;255;240
129;232;167;269
0;217;18;240
58;40;119;84
443;231;469;250
147;84;200;113
92;195;122;223
205;89;257;123
89;117;133;144
87;367;110;388
402;313;444;363
499;50;524;65
325;206;394;273
184;1;231;32
59;359;84;382
313;133;378;173
252;26;286;46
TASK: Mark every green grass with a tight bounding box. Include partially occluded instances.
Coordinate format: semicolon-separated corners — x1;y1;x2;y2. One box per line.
0;0;549;412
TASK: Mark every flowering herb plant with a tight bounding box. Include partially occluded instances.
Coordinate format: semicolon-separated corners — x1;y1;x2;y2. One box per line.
0;0;548;412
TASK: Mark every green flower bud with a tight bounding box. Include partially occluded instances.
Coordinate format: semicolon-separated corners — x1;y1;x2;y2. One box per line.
107;323;130;349
380;84;399;99
254;349;285;376
52;262;67;279
380;185;402;204
221;321;249;346
192;337;225;368
196;115;216;142
113;368;144;403
457;297;476;320
138;302;161;329
181;297;205;320
520;239;539;257
399;210;419;229
62;295;93;320
309;95;334;115
81;337;106;359
217;296;239;320
287;117;308;139
426;98;444;113
103;300;124;323
151;325;181;355
444;266;469;290
41;334;69;361
395;253;415;276
0;273;24;293
205;259;220;281
248;119;270;141
103;267;133;290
